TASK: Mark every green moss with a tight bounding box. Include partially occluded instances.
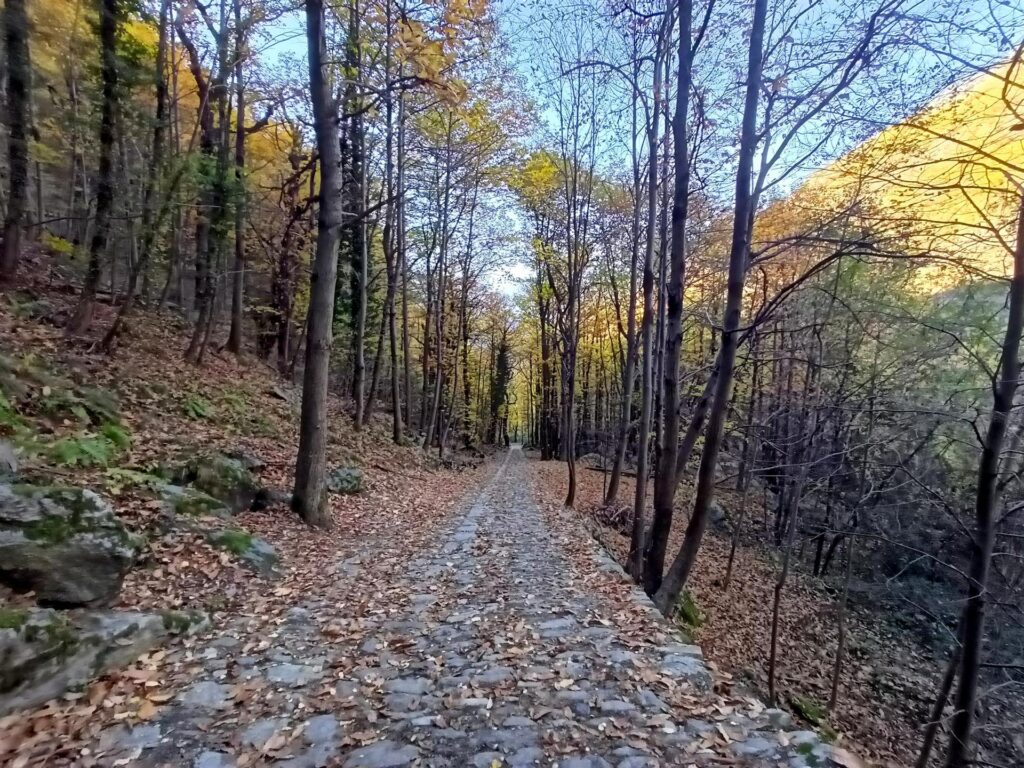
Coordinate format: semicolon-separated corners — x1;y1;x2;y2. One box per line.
172;489;227;517
15;485;133;547
208;528;253;556
24;514;78;544
796;743;820;765
159;609;206;634
203;595;229;615
103;468;164;495
790;693;827;726
23;613;78;656
0;607;28;630
676;590;704;628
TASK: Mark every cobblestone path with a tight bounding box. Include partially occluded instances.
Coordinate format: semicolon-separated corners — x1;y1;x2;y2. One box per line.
96;447;838;768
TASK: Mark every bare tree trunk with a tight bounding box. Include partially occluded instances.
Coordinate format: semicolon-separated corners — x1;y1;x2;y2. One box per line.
828;537;855;710
226;0;247;354
1;0;31;280
292;0;343;528
722;483;749;591
644;0;695;595
629;27;665;580
605;38;643;506
101;0;171;351
399;98;411;431
917;623;963;768
348;0;368;429
68;0;120;334
944;192;1024;768
672;357;720;480
653;0;768;613
423;126;453;450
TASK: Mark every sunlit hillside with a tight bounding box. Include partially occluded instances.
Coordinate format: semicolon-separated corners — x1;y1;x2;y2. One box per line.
780;58;1024;289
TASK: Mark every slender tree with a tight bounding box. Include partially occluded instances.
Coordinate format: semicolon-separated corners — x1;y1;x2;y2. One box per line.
0;0;31;281
653;0;768;611
67;0;121;335
292;0;344;527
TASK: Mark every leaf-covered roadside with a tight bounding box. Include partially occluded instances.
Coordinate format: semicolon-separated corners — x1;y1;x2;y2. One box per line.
0;297;488;766
533;459;929;768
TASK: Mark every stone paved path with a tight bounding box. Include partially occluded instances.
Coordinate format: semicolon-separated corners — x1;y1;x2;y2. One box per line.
96;447;836;768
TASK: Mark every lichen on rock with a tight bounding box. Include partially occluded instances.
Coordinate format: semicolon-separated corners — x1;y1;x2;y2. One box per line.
164;453;261;514
207;528;279;577
326;466;364;495
0;483;141;607
0;607;167;716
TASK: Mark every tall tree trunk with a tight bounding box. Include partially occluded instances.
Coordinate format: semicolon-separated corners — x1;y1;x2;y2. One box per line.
423;127;453;450
606;33;644;506
226;0;247;354
917;622;963;768
944;192;1024;768
293;0;344;527
68;0;120;334
644;0;695;595
101;0;171;351
175;18;217;360
1;0;31;280
630;29;666;580
653;0;768;613
348;0;368;427
398;89;411;431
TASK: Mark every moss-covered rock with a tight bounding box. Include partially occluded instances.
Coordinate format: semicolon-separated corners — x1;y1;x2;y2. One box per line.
0;607;166;716
167;453;261;514
676;590;704;628
0;483;141;607
208;527;253;555
0;608;28;630
326;466;364;495
159;609;210;635
207;528;279;577
158;484;230;519
789;693;827;726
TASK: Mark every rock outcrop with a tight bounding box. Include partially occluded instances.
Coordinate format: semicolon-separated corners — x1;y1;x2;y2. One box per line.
0;484;141;607
206;528;280;577
166;453;261;514
0;608;164;716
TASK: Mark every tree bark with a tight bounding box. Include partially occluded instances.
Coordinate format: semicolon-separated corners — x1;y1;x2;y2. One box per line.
630;24;666;580
292;0;344;528
101;0;172;351
226;0;247;354
653;0;768;613
644;0;695;595
605;64;641;502
68;0;120;335
1;0;31;281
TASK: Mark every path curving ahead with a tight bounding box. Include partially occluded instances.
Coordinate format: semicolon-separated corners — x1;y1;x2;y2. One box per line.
97;447;837;768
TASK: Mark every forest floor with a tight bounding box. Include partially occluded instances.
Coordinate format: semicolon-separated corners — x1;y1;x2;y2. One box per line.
533;460;944;768
1;287;849;767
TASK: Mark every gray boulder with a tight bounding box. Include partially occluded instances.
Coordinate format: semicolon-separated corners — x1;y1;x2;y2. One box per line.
0;608;166;715
225;448;265;472
159;484;231;520
327;466;364;495
169;453;260;514
0;441;18;479
207;529;280;577
0;484;141;607
709;499;728;531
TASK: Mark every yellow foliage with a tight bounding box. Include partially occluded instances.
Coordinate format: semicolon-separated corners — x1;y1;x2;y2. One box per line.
791;59;1024;289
